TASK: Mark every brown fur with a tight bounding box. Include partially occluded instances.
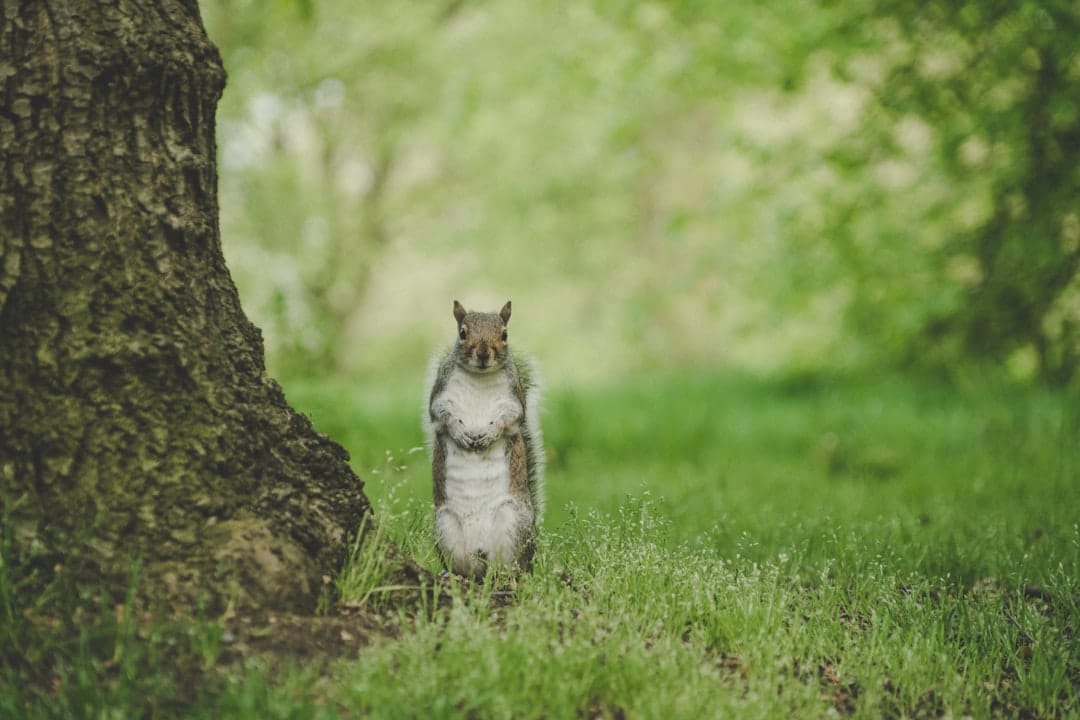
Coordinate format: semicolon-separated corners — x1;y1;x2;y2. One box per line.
507;433;529;496
432;433;447;506
506;432;534;570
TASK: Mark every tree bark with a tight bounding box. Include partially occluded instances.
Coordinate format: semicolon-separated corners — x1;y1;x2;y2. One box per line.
0;0;370;614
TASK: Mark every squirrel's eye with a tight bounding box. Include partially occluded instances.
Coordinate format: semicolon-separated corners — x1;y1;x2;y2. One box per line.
501;329;508;341
459;326;467;341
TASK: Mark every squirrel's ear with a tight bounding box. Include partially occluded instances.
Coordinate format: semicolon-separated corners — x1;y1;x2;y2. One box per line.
500;301;512;325
453;300;467;325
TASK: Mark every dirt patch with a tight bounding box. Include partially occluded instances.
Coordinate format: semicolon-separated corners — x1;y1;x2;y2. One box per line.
819;662;861;715
790;659;861;715
222;609;394;664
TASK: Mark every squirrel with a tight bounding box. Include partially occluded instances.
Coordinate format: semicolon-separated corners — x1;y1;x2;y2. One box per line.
424;300;545;579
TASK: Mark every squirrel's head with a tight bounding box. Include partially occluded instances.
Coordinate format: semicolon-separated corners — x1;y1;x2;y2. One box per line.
453;300;512;373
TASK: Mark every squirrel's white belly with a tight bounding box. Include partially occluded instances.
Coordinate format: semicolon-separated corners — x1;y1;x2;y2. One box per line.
443;437;514;548
434;367;529;573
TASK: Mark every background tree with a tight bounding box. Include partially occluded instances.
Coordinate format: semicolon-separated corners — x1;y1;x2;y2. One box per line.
821;0;1080;380
205;1;1079;385
0;0;377;614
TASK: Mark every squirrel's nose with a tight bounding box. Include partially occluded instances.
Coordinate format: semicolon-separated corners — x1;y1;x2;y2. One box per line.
477;346;490;362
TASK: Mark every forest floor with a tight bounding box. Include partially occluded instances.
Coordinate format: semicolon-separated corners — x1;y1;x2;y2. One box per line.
3;371;1078;718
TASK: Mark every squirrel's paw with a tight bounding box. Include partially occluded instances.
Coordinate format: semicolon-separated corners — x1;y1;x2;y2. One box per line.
446;418;473;448
464;423;502;451
463;433;490;451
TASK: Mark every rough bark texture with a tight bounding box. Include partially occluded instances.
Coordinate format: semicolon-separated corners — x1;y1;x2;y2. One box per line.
0;0;370;614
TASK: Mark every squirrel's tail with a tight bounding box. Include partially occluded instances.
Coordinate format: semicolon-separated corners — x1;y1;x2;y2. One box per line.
514;354;546;523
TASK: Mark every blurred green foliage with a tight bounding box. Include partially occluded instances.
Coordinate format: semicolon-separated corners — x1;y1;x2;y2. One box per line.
826;0;1080;382
202;0;1079;385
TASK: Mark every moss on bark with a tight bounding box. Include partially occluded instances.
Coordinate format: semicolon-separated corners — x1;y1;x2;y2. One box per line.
0;0;371;614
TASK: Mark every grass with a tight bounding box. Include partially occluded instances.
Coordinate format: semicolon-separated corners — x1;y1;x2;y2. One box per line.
3;370;1078;717
286;370;1080;718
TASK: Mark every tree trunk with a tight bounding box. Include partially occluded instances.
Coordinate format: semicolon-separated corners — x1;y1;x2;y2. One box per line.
0;0;370;614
